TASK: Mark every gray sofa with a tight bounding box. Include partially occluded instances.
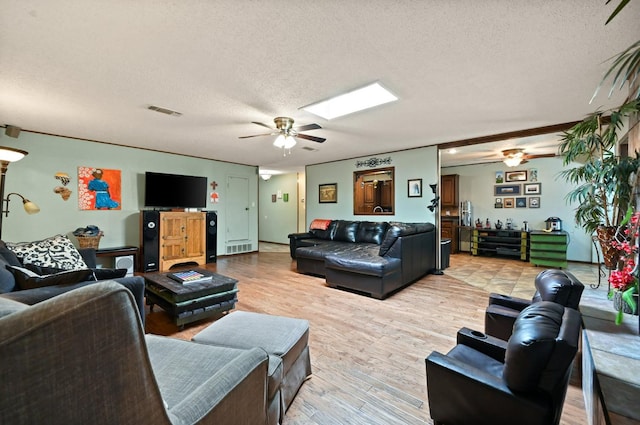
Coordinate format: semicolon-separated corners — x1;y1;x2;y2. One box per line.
0;241;145;323
0;282;270;425
289;220;436;299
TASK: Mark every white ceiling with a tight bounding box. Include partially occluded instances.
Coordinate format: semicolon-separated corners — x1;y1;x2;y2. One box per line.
1;1;638;173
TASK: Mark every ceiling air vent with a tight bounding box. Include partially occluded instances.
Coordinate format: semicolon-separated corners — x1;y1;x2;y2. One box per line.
147;105;182;117
302;147;318;152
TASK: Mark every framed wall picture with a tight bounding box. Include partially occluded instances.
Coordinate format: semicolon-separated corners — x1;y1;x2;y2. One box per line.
408;178;422;197
529;197;540;208
494;198;503;208
504;197;515;208
524;182;541;195
494;184;521;196
319;183;337;203
516;197;527;208
495;171;504;184
505;170;528;182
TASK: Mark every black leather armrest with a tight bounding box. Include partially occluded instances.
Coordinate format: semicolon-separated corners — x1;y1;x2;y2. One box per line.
288;232;314;259
288;232;313;240
456;327;508;363
487;293;531;311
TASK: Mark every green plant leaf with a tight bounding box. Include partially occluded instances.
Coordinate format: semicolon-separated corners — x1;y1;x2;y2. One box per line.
605;0;632;25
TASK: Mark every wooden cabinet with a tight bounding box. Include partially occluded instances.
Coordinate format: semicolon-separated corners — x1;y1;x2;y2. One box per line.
472;229;529;261
441;219;459;253
159;211;206;271
441;174;459;207
529;231;568;268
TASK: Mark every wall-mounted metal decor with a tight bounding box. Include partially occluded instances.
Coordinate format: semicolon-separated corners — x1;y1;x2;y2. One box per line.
356;156;392;168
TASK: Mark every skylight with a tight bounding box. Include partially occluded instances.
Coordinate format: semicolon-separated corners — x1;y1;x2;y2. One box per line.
300;82;397;120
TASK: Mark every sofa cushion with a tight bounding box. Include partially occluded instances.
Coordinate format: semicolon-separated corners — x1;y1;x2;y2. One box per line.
333;220;359;243
0;246;21;266
6;234;89;271
7;265;95;290
503;302;565;392
0;256;16;293
356;221;389;245
379;225;402;256
325;253;401;277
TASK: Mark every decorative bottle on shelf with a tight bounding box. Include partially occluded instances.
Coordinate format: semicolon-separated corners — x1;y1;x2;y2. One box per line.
485;218;491;229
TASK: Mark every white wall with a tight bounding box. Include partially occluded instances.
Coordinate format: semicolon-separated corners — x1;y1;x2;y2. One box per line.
258;173;299;244
444;156;592;262
0;131;259;255
305;146;439;225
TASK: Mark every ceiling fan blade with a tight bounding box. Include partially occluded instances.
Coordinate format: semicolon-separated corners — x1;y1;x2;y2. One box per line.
238;132;273;139
527;153;556;159
296;133;326;143
251;121;274;130
295;123;321;132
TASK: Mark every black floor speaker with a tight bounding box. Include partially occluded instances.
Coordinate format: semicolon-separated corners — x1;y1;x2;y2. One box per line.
140;210;160;272
205;211;217;263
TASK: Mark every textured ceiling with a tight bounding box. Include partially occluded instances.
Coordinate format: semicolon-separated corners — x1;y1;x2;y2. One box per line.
1;0;638;172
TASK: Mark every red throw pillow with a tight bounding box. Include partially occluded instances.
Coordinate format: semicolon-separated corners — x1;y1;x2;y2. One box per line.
310;219;332;231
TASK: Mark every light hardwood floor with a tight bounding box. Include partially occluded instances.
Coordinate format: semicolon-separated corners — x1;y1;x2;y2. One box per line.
145;248;602;425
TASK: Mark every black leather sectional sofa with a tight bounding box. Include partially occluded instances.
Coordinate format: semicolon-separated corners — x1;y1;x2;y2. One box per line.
289;219;436;299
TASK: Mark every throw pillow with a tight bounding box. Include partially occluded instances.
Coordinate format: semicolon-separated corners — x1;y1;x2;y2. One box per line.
6;234;88;271
6;265;95;290
309;219;332;231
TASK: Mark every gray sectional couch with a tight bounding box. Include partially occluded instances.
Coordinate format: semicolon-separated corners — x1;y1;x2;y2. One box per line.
0;282;270;425
289;220;436;299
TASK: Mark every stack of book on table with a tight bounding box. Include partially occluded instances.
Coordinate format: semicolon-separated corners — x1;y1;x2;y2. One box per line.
167;270;212;284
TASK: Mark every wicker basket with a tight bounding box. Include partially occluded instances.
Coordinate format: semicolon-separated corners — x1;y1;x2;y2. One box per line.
76;232;103;249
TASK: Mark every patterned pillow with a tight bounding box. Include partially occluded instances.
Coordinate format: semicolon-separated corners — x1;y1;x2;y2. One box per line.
6;234;88;271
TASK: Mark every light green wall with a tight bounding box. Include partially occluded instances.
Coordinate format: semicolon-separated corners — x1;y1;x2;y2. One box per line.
0;131;258;254
305;146;439;225
259;173;299;244
444;157;591;262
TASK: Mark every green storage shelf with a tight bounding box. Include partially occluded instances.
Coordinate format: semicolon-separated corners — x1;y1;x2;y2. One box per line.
529;230;568;268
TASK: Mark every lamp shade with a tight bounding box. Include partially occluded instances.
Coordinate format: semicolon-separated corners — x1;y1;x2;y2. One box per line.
23;199;40;214
273;134;286;148
283;136;296;149
0;147;28;163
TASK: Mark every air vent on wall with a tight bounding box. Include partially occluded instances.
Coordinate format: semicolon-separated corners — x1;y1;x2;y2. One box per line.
147;105;183;117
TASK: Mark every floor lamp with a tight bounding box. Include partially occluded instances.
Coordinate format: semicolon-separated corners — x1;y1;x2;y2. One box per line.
0;146;40;240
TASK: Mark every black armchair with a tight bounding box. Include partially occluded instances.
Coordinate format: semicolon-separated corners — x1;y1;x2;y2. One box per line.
425;301;581;425
484;269;584;340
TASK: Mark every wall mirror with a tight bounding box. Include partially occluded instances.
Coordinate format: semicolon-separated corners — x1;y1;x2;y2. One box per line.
353;167;394;215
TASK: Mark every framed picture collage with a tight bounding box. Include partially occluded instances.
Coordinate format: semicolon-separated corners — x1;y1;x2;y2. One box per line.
494;169;540;209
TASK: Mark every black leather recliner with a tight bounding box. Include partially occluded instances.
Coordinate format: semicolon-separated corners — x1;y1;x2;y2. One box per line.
425;301;582;425
484;269;584;340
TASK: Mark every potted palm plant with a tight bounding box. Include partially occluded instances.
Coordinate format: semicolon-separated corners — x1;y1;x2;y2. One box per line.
559;0;640;268
559;100;640;267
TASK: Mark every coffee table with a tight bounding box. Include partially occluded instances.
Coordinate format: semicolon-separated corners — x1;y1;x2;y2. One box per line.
144;268;238;328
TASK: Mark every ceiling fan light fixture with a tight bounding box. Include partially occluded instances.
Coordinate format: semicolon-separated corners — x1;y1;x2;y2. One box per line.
301;82;397;120
502;148;525;167
504;156;523;167
273;134;286;148
283;136;296;149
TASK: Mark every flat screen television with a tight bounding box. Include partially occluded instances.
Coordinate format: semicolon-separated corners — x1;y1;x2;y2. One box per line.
144;171;207;209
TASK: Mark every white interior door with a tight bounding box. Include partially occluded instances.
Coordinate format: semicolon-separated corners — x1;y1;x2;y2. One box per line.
226;175;250;242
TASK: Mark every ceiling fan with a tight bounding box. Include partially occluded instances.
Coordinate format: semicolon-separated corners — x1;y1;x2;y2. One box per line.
239;117;326;147
501;148;555;167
